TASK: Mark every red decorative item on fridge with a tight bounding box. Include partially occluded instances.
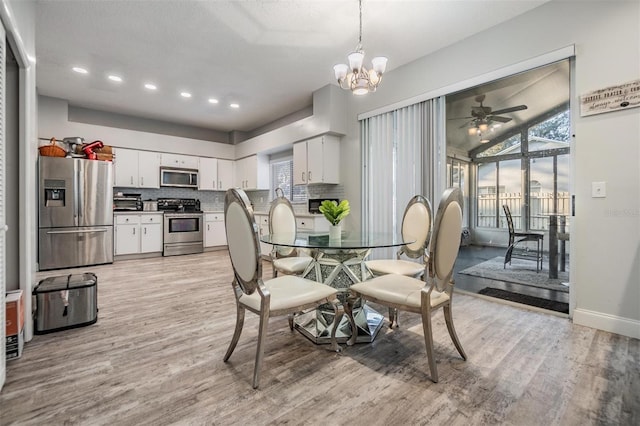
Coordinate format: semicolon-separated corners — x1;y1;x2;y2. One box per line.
82;140;104;160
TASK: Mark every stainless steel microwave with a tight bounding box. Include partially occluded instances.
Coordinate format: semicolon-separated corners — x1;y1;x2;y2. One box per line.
160;167;199;188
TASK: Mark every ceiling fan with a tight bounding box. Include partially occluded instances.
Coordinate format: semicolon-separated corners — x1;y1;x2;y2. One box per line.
451;95;528;129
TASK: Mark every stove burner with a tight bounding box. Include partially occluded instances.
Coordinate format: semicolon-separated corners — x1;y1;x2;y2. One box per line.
157;198;201;213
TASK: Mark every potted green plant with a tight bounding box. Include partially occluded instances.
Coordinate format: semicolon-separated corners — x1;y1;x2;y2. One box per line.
319;199;350;240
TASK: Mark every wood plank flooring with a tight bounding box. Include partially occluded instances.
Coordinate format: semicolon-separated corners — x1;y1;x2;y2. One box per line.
1;250;638;425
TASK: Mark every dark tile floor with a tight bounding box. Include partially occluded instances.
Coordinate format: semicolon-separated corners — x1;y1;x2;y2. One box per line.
454;245;569;307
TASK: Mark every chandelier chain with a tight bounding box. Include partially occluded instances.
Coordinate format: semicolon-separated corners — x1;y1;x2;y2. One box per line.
358;0;363;47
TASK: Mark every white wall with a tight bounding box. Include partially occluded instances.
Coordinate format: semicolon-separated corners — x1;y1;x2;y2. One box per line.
340;0;640;338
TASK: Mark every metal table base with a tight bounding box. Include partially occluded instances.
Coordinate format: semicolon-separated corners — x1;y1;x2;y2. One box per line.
294;248;386;344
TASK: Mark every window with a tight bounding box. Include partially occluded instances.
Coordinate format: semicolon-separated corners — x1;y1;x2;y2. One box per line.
270;159;306;202
474;107;570;231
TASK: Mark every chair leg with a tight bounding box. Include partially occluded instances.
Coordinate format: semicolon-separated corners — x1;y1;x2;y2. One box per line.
223;303;245;362
388;307;399;328
443;304;467;361
287;313;294;331
420;307;438;383
327;296;344;353
252;309;270;389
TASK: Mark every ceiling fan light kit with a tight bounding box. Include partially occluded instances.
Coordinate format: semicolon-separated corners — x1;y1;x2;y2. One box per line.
334;0;387;95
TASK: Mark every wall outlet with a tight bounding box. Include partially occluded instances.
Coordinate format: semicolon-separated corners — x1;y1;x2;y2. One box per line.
592;181;606;198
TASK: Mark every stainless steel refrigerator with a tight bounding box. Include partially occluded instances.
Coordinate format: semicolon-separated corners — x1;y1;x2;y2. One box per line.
38;157;114;270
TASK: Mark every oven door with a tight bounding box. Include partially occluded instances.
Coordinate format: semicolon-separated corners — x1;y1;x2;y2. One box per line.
163;214;203;244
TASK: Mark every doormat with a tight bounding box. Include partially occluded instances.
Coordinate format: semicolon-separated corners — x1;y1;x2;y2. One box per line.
478;287;569;314
458;256;569;293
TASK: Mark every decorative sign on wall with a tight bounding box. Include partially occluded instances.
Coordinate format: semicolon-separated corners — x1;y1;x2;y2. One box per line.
580;79;640;117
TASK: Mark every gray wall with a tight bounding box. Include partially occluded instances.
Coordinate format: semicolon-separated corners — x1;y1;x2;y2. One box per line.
339;0;640;337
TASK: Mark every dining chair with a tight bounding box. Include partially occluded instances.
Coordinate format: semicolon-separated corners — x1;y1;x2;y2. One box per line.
502;204;544;272
364;195;433;327
268;193;312;278
346;188;467;383
223;188;343;389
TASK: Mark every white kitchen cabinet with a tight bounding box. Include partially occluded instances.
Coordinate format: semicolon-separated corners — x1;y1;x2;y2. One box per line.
199;158;235;191
293;135;340;185
115;214;163;255
296;216;330;233
114;148;160;188
217;159;234;190
199;157;218;191
114;215;141;255
161;153;199;169
204;213;227;247
140;214;163;253
235;155;269;190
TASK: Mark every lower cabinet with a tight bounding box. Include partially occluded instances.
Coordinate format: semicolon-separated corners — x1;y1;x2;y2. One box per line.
114;214;164;255
204;213;227;247
255;214;271;256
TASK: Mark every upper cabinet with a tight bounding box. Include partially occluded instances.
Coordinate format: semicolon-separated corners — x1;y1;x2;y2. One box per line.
293;135;340;185
114;148;161;188
161;153;199;169
199;158;235;191
235;155;269;190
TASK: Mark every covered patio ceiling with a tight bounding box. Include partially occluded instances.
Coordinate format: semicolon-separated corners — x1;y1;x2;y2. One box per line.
446;60;570;156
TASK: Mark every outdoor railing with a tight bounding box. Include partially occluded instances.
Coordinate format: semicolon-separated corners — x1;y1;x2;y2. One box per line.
477;192;570;231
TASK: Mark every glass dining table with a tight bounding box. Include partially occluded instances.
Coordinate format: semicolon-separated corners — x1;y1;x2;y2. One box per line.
260;231;413;344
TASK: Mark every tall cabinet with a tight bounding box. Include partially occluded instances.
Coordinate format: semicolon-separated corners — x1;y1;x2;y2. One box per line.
114;148;161;188
293;135;340;185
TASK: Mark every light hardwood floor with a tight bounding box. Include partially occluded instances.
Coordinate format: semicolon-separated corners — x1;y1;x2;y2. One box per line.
1;250;638;425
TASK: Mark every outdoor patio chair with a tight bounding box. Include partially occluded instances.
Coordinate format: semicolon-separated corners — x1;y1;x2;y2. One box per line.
503;204;544;273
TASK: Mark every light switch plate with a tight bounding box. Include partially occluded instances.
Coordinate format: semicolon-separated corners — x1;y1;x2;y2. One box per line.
592;181;606;198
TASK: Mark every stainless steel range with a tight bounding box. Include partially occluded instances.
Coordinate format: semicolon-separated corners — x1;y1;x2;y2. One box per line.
158;198;203;256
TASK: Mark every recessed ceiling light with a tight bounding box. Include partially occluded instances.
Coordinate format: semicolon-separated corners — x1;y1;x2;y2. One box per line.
181;92;192;98
208;98;219;104
72;67;88;74
144;83;157;90
229;103;240;109
108;75;123;82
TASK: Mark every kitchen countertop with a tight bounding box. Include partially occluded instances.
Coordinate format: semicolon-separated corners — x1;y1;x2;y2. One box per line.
252;210;324;218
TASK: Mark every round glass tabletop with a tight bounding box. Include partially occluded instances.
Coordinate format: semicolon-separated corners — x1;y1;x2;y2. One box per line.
260;231;413;250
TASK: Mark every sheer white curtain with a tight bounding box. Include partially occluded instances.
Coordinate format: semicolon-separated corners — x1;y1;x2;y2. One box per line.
362;97;445;260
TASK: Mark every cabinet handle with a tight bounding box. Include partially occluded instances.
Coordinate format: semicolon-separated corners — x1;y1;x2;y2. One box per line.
130;176;134;185
308;171;312;181
207;224;210;231
144;227;147;234
302;172;305;182
141;176;144;186
218;180;222;189
133;228;136;235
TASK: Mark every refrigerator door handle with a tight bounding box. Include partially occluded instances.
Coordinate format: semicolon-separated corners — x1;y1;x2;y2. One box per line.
77;161;84;223
46;228;110;235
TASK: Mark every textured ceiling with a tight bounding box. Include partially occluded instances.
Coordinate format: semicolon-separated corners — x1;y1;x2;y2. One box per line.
35;0;549;134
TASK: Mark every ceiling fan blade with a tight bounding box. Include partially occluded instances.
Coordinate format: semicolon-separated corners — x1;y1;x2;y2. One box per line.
488;115;512;123
458;120;474;129
447;116;473;120
490;105;528;115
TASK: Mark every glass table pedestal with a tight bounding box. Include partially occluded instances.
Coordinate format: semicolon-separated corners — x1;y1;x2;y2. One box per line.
294;248;386;344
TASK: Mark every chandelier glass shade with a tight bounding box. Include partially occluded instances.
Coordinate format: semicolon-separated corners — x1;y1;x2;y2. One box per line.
333;0;387;95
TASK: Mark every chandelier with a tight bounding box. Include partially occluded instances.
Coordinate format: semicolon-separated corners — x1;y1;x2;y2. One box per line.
333;0;387;95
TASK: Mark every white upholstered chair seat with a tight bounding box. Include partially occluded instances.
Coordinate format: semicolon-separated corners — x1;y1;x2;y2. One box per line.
365;259;426;277
272;256;313;275
350;274;449;309
239;275;337;313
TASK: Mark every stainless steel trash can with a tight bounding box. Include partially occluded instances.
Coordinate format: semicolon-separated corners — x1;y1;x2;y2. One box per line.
34;273;98;334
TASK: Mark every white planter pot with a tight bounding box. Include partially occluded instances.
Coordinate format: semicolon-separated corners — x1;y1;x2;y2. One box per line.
329;224;342;240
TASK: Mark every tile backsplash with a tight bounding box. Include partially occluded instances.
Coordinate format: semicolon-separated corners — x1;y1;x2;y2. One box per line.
115;183;345;213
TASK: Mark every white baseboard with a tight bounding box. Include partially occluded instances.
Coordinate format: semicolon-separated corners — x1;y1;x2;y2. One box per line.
573;308;640;339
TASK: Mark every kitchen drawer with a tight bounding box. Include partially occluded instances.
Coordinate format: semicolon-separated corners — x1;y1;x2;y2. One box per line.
205;213;224;222
296;217;314;231
256;215;269;226
140;214;163;224
115;215;141;225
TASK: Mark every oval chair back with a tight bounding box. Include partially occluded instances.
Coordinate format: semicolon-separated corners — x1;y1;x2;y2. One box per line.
401;195;433;258
224;188;262;295
428;187;463;293
269;196;297;257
